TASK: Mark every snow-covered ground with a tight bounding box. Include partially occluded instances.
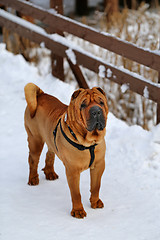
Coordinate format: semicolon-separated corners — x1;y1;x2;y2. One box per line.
0;43;160;240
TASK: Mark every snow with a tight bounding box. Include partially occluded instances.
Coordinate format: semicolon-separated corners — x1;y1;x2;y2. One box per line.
98;66;113;79
0;9;113;68
0;44;160;239
1;8;159;95
121;83;130;93
143;86;149;99
0;9;47;36
64;6;160;128
65;48;77;65
107;68;112;78
29;0;50;9
98;65;105;78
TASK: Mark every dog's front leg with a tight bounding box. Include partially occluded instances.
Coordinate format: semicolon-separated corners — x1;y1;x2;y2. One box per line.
90;159;105;209
65;168;86;218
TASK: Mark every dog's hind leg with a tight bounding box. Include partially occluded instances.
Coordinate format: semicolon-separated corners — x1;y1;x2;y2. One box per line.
42;150;59;180
26;126;44;185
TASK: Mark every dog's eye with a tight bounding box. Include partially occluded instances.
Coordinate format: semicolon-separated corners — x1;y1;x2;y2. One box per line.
100;100;104;106
81;103;87;109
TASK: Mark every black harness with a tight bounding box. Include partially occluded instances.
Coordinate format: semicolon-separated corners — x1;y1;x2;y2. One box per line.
53;118;97;168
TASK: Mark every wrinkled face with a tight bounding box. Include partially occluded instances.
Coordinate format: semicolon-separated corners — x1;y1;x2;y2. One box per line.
68;87;108;134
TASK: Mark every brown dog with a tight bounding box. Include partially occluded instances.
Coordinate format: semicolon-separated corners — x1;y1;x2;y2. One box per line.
24;83;108;218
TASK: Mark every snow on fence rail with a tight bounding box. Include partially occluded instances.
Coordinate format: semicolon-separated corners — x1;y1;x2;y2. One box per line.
1;0;160;72
0;0;160;123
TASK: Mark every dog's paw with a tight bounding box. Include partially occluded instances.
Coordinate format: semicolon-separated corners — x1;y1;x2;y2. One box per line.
28;175;39;185
91;199;104;209
71;208;87;218
45;172;59;180
42;168;59;180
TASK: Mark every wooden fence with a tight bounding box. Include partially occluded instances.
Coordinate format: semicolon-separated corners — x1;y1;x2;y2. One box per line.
0;0;160;123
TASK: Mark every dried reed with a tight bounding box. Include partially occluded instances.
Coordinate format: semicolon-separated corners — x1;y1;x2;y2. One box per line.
66;3;160;130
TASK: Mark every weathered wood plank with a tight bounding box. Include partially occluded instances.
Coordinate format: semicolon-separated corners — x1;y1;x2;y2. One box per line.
49;0;64;81
0;0;160;72
0;10;160;103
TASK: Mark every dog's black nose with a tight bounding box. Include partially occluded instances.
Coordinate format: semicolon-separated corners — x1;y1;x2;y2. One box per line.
90;106;102;119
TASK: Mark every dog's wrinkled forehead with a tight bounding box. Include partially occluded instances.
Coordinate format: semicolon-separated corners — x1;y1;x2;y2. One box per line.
71;87;106;103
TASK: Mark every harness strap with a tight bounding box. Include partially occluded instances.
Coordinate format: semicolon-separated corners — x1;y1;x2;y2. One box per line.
53;118;61;152
53;118;97;168
89;145;96;167
67;125;78;141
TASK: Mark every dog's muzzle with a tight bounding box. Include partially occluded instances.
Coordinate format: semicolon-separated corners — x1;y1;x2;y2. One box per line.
87;106;105;132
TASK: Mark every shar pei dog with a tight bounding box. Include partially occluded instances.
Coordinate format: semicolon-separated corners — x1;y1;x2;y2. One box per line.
24;83;108;218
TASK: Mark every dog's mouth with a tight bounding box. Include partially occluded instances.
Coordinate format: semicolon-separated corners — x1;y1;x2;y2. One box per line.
86;106;106;132
87;121;105;132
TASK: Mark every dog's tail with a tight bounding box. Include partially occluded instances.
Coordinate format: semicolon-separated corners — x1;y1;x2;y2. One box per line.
24;83;44;118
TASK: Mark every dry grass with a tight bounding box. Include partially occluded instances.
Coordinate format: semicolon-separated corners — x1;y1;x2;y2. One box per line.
65;3;160;129
3;3;160;129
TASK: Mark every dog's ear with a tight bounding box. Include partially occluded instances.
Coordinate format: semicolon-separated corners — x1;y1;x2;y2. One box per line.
71;89;83;100
95;87;106;96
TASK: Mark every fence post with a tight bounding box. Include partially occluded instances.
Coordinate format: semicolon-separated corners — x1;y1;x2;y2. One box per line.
50;0;63;15
50;0;88;88
156;94;160;125
50;0;64;81
67;58;89;89
156;36;160;124
157;103;160;124
75;0;88;16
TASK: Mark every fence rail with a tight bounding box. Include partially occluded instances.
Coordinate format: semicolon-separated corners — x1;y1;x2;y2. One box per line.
0;0;160;123
1;0;160;72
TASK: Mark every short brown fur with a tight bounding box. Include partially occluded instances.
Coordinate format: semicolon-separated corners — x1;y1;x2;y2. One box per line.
24;83;108;218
